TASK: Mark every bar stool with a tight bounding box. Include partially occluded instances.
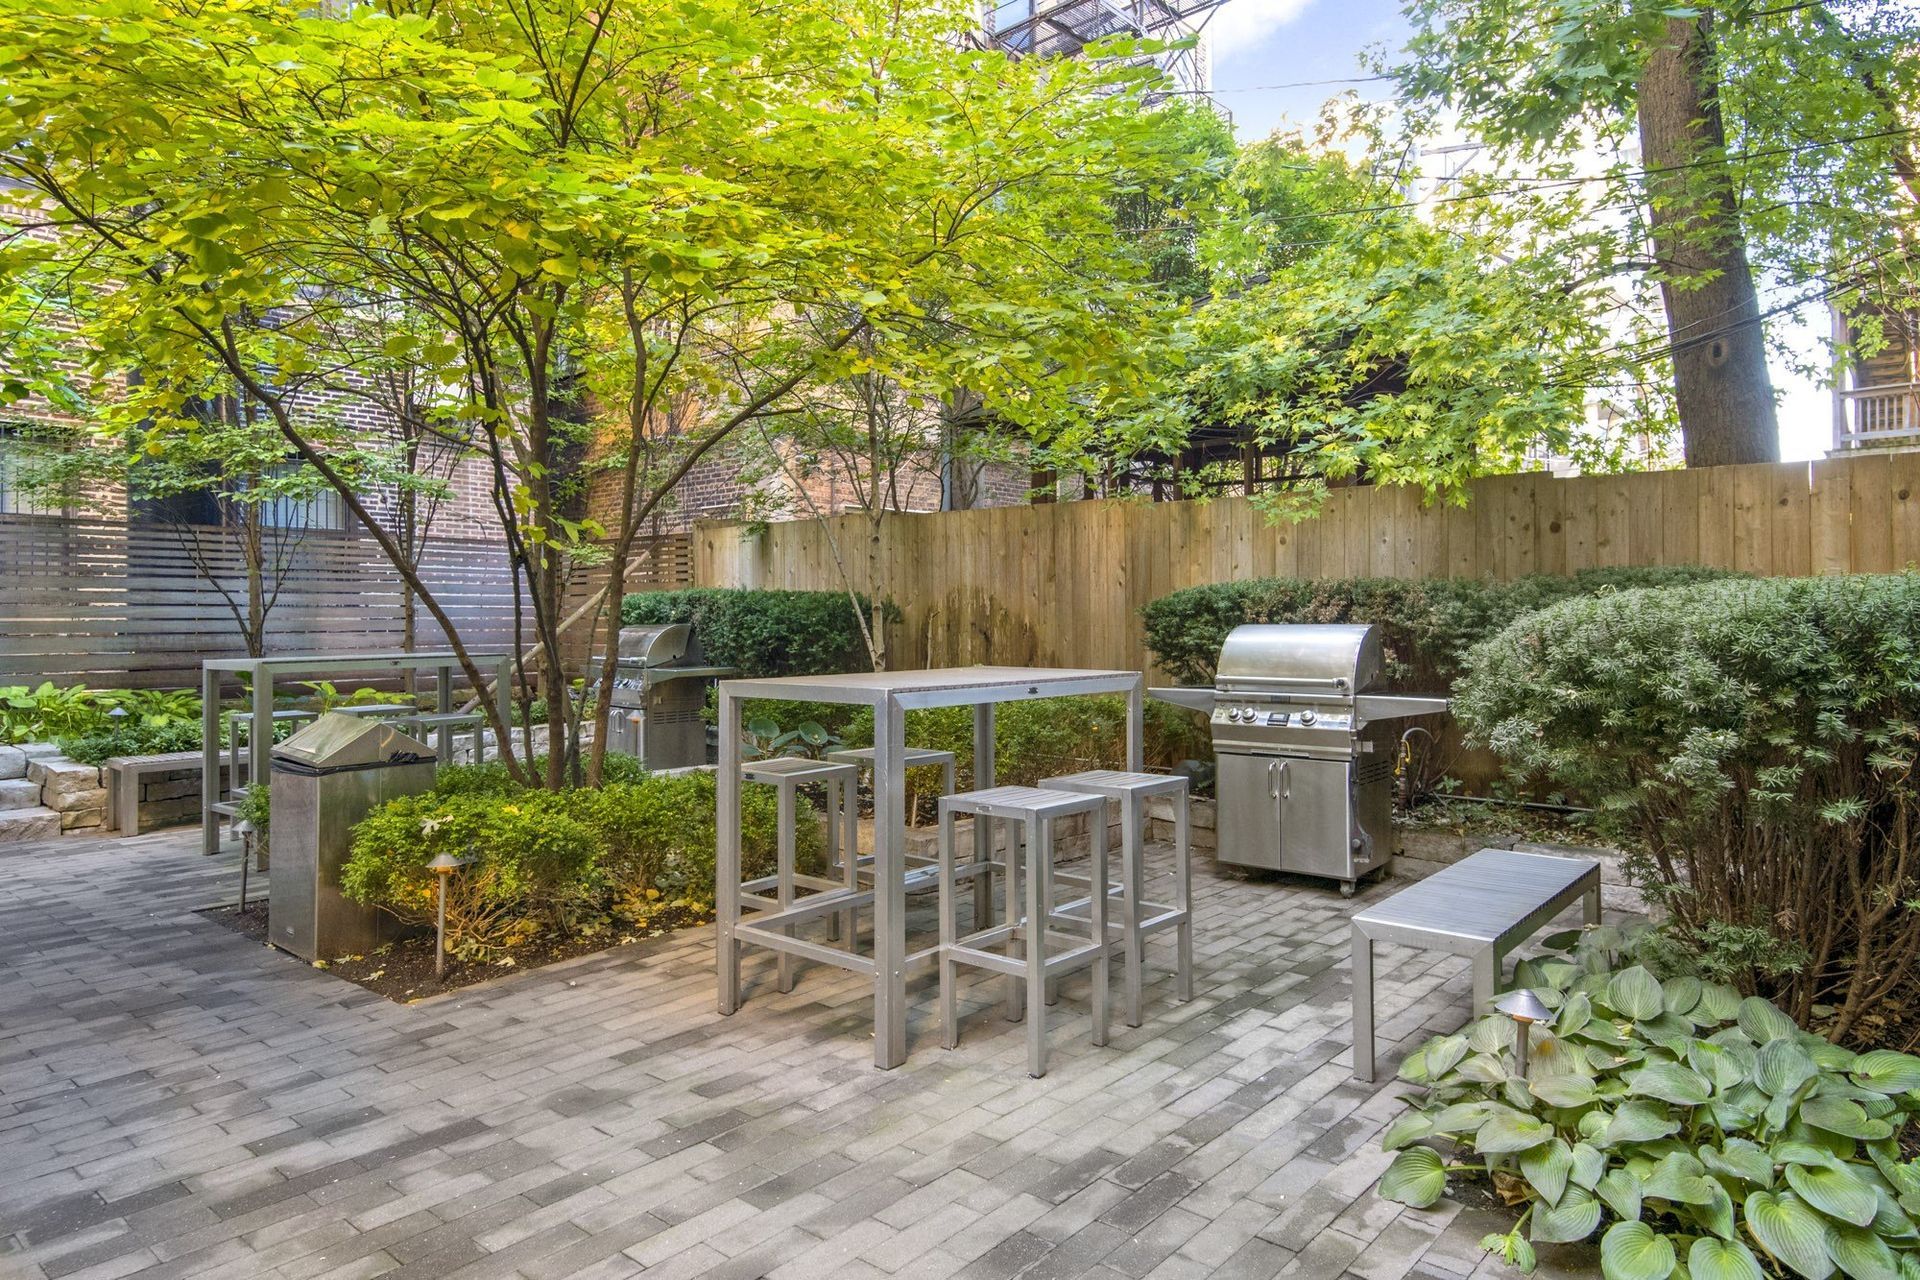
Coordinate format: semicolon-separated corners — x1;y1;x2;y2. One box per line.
739;757;860;989
1042;770;1194;1027
826;745;961;896
937;785;1110;1077
398;711;487;765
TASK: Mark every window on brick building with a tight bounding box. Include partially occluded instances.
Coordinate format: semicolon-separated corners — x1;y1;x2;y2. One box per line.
0;425;66;516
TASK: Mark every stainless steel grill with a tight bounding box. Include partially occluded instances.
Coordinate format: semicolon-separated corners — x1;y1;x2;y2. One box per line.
1154;623;1448;895
596;623;734;769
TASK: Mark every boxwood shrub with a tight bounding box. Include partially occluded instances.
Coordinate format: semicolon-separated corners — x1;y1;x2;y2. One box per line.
622;587;891;678
1141;567;1741;689
1454;572;1920;1048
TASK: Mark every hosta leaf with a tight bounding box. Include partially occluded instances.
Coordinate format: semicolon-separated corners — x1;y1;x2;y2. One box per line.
1802;1097;1894;1142
1601;1099;1680;1146
1786;1162;1880;1228
1739;997;1800;1044
1758;1040;1821;1099
1697;982;1743;1022
1532;1186;1603;1244
1870;1186;1916;1240
1430;1101;1499;1135
1469;1015;1515;1055
1608;967;1666;1022
1663;975;1703;1016
1378;1146;1448;1208
1558;991;1593;1037
1629;1061;1712;1106
1700;1180;1738;1240
1475;1106;1552;1154
1521;1138;1574;1206
1825;1221;1899;1280
1458;1053;1509;1083
1745;1189;1835;1280
1689;1237;1765;1280
1381;1111;1433;1151
1598;1168;1644;1222
1851;1051;1920;1095
1600;1220;1677;1280
1690;1040;1747;1091
1572;1142;1607;1190
1643;1151;1715;1205
1777;1144;1846;1170
1701;1138;1774;1188
1531;1074;1599;1109
1425;1034;1469;1079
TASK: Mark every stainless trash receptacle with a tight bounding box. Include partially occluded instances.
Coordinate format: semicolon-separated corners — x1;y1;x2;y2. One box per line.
268;713;435;962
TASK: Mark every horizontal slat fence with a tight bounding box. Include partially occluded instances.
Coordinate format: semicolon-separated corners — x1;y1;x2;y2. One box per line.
693;453;1920;677
0;516;694;689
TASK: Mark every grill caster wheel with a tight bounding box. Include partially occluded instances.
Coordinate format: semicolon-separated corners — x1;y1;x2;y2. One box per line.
1340;881;1356;899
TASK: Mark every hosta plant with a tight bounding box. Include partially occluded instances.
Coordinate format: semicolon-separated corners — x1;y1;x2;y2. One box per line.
1378;928;1920;1279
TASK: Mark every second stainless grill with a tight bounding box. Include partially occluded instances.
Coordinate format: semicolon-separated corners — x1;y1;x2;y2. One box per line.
1155;623;1448;895
596;623;734;769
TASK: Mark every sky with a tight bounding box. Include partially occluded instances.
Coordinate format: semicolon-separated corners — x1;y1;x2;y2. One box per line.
1199;0;1834;464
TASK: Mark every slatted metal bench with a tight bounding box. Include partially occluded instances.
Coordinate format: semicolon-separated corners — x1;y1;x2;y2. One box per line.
1350;848;1600;1082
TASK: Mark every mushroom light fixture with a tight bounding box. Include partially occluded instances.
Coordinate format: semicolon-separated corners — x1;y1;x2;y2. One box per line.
1495;987;1553;1076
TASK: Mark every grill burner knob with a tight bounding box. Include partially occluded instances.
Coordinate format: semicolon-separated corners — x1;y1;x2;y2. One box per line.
1299;709;1317;726
1225;708;1240;722
1241;706;1256;721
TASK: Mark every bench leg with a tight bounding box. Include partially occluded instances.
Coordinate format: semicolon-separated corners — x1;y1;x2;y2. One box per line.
1473;946;1500;1016
1584;882;1601;926
1352;928;1375;1082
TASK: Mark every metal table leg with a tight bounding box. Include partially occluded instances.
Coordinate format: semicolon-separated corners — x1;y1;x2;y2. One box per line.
200;666;221;855
1352;929;1375;1082
874;696;908;1069
716;686;742;1015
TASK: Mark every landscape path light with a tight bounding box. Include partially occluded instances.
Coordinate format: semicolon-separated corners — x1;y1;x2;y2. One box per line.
232;817;256;913
427;853;468;979
1495;987;1552;1077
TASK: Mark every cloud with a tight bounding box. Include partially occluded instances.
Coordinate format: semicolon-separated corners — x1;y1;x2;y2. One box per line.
1202;0;1318;60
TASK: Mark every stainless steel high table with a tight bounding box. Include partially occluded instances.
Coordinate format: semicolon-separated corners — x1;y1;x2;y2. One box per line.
716;666;1145;1070
201;651;512;855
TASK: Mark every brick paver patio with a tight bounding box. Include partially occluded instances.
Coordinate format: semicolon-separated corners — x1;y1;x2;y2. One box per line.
0;827;1576;1280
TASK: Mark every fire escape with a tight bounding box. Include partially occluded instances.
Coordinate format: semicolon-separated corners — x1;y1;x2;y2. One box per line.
979;0;1225;96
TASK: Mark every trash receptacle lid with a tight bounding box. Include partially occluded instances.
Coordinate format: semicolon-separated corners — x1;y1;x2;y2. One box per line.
271;712;431;773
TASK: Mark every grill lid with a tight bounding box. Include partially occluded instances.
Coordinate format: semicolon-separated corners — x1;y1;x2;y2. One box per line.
615;623;697;668
1215;624;1383;695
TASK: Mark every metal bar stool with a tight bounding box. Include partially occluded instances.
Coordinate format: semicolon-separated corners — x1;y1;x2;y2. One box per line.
739;757;859;989
1042;770;1195;1027
937;785;1110;1077
399;712;487;765
226;709;317;794
826;745;974;901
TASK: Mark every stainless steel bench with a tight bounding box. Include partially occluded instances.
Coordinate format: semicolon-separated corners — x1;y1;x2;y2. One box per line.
107;751;232;836
1350;848;1600;1082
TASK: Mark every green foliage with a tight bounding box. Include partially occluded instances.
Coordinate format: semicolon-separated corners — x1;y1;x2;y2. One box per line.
56;721;203;766
344;765;803;957
1141;567;1740;689
1453;573;1920;1047
98;687;201;730
0;682;111;743
742;717;842;761
1382;928;1920;1278
623;589;888;678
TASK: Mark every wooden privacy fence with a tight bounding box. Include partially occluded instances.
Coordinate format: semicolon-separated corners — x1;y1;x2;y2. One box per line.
0;516;694;689
693;452;1920;677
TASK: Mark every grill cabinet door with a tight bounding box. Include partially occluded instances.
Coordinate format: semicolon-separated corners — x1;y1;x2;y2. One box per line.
1216;751;1357;881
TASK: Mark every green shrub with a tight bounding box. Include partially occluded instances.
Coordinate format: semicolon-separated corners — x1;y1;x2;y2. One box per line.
57;720;204;765
342;790;604;959
1454;573;1920;1047
622;587;892;678
1381;926;1920;1279
571;771;808;907
0;681;113;743
1141;568;1741;688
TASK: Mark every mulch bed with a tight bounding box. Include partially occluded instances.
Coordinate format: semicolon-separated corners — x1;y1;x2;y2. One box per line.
197;901;705;1003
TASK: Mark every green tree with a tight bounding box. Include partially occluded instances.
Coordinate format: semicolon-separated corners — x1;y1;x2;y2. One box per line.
1394;0;1920;467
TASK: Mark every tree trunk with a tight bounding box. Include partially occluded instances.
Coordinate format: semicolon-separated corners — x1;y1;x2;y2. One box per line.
1636;13;1780;468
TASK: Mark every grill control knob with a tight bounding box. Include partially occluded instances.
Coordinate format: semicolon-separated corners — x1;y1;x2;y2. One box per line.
1241;706;1256;721
1226;708;1241;722
1299;709;1317;726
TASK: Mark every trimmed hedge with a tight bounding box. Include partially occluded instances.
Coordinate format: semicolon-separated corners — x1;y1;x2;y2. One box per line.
1454;572;1920;1048
622;588;890;678
1141;567;1741;689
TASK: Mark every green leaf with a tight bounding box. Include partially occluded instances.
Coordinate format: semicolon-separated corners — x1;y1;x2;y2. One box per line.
1738;997;1800;1044
1745;1190;1836;1280
1701;1138;1774;1188
1429;1100;1499;1135
1558;991;1593;1036
1801;1097;1894;1142
1381;1112;1433;1151
1608;966;1666;1021
1850;1051;1920;1095
1642;1151;1715;1205
1688;1237;1765;1280
1601;1100;1680;1146
1532;1186;1604;1244
1475;1106;1553;1154
1757;1040;1821;1099
1628;1061;1712;1106
1378;1146;1448;1208
1424;1034;1469;1080
1571;1142;1607;1190
1600;1220;1677;1280
1785;1162;1880;1228
1662;975;1703;1016
1598;1168;1644;1222
1825;1221;1898;1280
1531;1074;1598;1108
1697;983;1743;1022
1521;1138;1574;1205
